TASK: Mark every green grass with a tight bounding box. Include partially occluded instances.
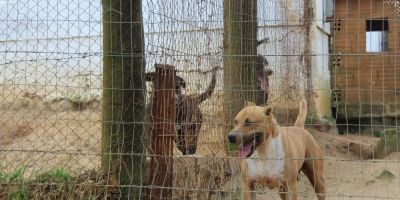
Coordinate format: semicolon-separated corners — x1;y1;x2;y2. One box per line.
0;166;121;199
35;167;74;182
9;166;27;182
0;166;76;199
0;171;7;183
371;129;382;138
376;128;400;158
376;169;395;181
9;185;29;200
0;165;27;183
0;166;29;200
0;166;74;183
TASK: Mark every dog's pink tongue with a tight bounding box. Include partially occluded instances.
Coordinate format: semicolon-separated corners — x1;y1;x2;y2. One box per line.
238;143;252;158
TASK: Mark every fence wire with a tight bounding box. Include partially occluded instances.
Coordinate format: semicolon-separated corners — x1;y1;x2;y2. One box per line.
0;0;399;199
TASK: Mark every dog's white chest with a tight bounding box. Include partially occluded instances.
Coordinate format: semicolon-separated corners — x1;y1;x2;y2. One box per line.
246;135;285;181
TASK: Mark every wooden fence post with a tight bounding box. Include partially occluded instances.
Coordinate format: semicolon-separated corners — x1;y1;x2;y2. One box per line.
148;65;175;200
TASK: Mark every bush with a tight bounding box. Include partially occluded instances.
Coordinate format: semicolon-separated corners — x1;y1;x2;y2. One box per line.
376;128;400;158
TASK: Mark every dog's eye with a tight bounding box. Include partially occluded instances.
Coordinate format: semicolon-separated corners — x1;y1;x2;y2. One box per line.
234;120;238;125
244;119;255;127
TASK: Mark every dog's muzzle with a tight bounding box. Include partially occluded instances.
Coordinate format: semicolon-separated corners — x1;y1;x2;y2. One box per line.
228;131;264;158
228;131;239;144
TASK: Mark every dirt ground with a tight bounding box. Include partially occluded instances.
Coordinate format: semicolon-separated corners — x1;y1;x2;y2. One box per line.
254;131;400;200
0;85;102;175
0;86;399;199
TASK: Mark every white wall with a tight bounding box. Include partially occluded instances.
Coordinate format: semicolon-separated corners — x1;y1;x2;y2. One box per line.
310;0;333;120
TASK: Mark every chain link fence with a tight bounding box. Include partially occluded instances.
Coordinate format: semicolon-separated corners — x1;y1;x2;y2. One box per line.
0;0;399;199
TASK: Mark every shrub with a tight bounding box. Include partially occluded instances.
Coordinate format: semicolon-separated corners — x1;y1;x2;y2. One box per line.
376;128;400;158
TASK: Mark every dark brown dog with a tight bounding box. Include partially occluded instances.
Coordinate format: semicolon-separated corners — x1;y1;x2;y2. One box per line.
146;65;218;155
174;67;218;155
145;70;186;96
256;68;273;104
255;38;273;105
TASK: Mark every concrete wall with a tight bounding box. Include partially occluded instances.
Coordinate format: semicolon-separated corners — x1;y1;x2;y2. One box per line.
309;0;334;122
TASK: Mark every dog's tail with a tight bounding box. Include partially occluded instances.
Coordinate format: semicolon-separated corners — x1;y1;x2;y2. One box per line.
193;66;218;103
294;99;307;128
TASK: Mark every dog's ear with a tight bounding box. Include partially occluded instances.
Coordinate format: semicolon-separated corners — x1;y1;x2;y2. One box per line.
265;69;273;76
246;101;256;107
175;76;186;88
264;106;273;116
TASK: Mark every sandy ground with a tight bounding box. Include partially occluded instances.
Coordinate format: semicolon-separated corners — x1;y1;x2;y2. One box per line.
0;86;399;200
0;85;102;175
255;153;400;200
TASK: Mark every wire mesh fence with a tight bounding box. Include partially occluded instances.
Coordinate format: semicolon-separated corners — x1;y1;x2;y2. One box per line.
0;0;399;199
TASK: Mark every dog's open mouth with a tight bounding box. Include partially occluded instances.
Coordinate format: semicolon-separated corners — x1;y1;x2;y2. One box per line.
238;132;263;158
238;141;254;158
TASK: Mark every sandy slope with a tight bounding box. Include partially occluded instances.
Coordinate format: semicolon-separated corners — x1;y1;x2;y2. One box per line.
0;85;102;175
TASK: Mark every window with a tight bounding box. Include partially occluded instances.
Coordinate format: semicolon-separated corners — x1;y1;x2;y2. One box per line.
366;19;388;52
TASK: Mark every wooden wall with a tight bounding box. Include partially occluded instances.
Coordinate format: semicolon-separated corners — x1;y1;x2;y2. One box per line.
332;0;400;108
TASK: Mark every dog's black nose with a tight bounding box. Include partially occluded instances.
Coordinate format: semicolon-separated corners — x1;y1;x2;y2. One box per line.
228;135;236;143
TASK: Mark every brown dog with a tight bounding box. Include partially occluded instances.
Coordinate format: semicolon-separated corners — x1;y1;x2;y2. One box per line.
146;65;218;155
228;99;325;200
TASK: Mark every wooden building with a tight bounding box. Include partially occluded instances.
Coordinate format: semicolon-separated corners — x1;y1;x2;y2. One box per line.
331;0;400;132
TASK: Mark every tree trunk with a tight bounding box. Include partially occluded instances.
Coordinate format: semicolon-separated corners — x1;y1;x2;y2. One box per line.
102;0;146;199
223;0;258;153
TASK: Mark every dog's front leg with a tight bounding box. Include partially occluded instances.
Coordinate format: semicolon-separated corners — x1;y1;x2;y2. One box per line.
242;180;256;200
241;160;255;200
287;179;298;200
278;183;288;200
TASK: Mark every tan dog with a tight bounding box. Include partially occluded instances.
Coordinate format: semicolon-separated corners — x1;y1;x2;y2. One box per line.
228;99;325;200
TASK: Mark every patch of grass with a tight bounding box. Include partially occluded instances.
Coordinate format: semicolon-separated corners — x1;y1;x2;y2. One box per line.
9;185;28;200
0;167;118;199
8;166;27;182
0;165;27;183
376;128;400;158
0;171;7;183
35;167;74;182
376;169;395;180
371;129;382;138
